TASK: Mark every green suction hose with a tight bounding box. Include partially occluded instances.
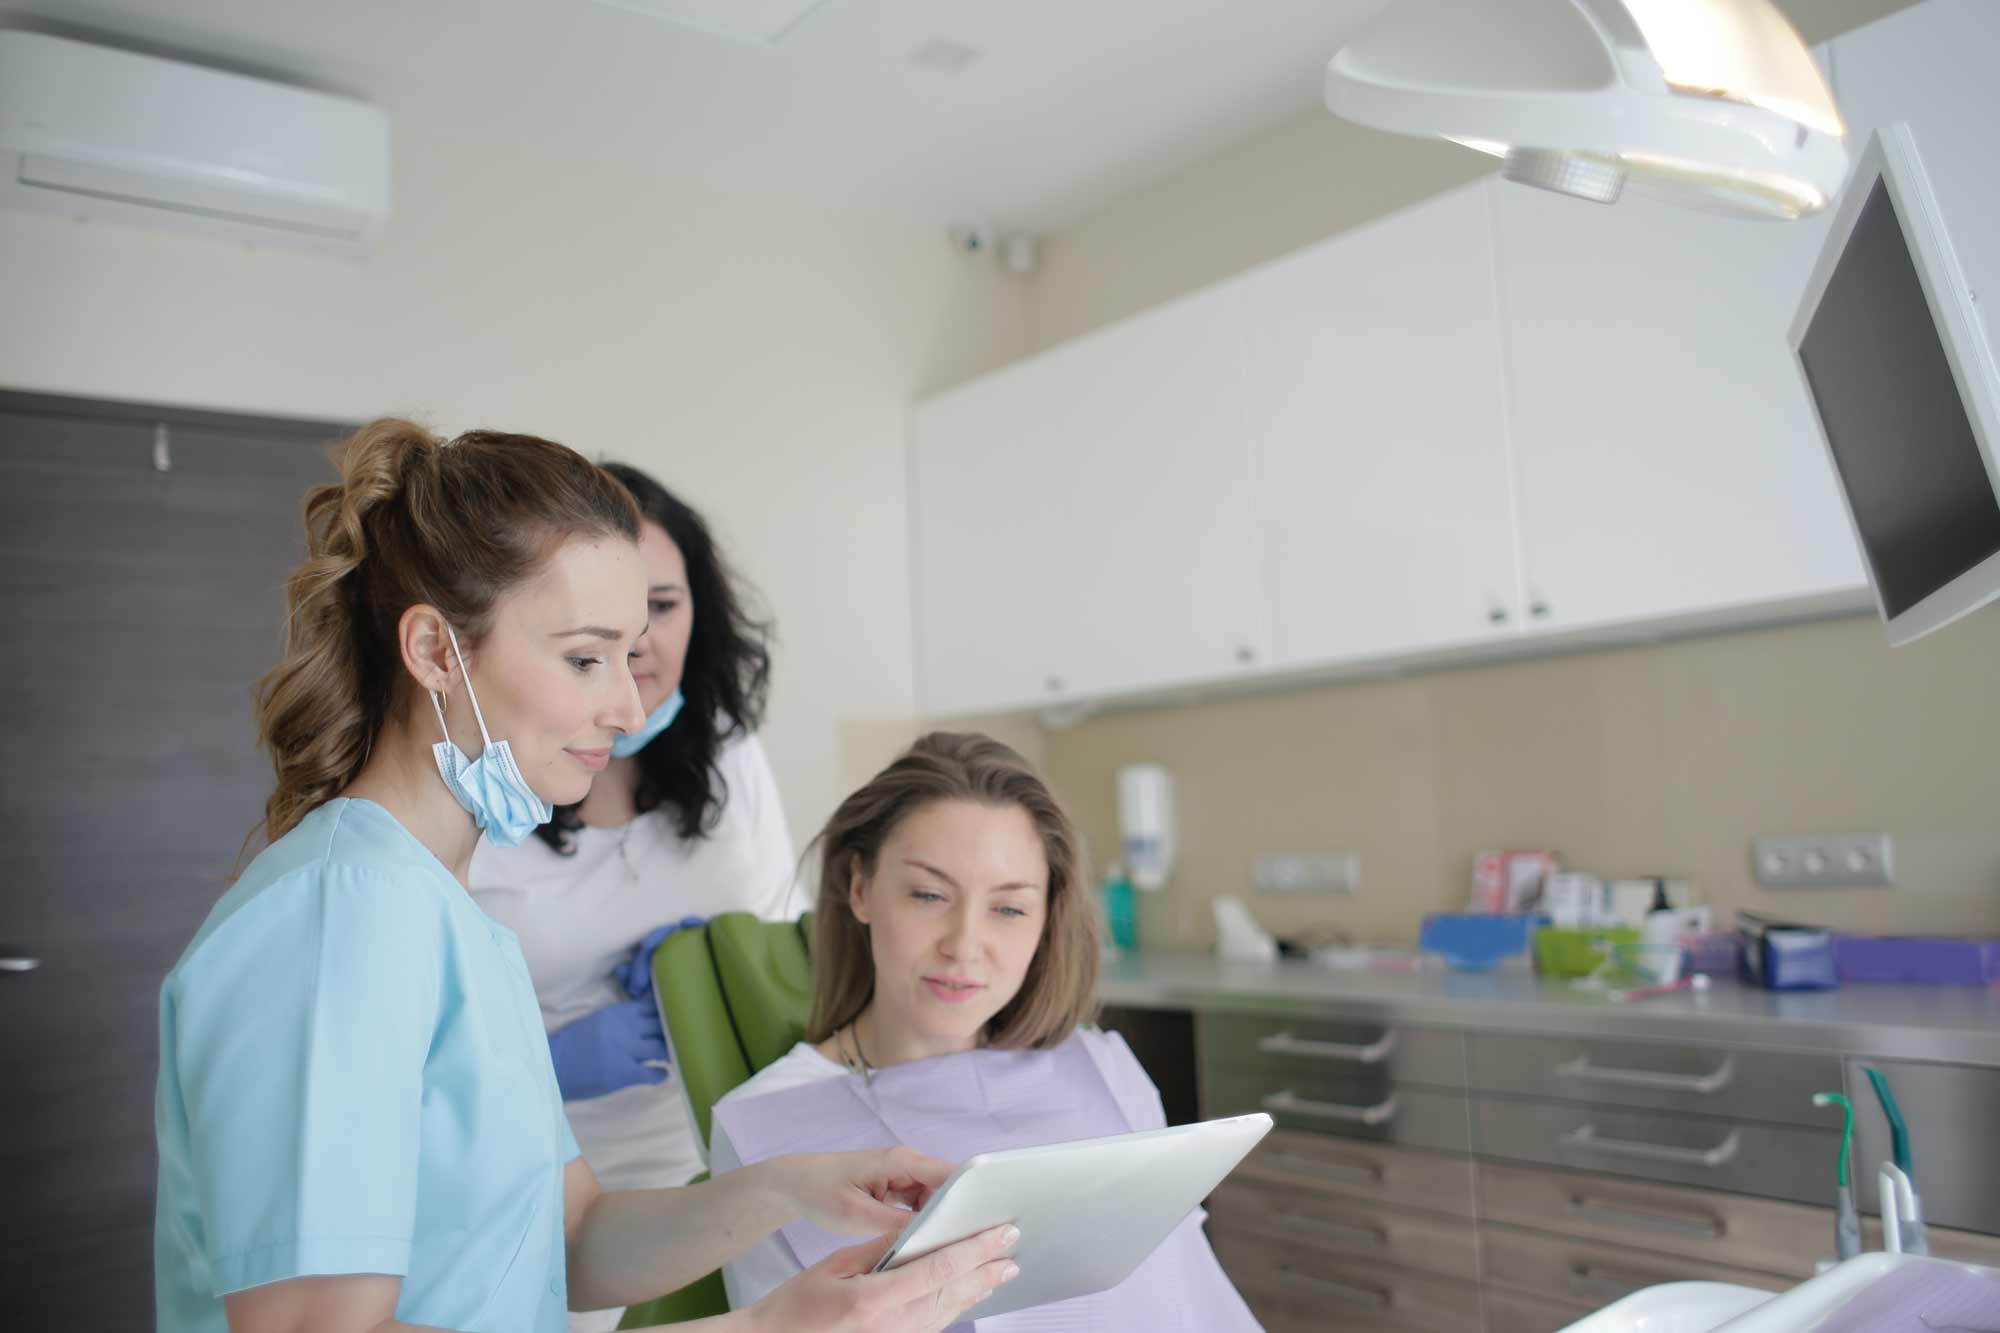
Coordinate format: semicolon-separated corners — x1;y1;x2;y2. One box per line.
1814;1092;1859;1260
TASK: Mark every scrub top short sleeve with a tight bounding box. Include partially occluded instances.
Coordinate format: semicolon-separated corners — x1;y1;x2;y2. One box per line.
171;862;442;1292
155;799;579;1333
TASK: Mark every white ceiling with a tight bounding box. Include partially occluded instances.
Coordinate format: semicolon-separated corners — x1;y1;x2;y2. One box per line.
3;0;1396;233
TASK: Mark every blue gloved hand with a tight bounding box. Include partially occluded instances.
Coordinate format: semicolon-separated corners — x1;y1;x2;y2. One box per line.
547;997;670;1102
617;915;708;1002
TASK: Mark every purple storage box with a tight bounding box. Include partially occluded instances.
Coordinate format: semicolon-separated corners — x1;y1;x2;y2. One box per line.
1835;935;2000;985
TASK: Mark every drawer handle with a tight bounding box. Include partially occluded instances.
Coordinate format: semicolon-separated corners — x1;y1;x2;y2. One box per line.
1561;1123;1741;1169
1567;1193;1725;1239
1556;1054;1734;1095
1262;1089;1400;1125
1257;1030;1397;1063
1277;1211;1389;1251
1260;1150;1384;1186
1568;1261;1666;1301
1278;1266;1392;1310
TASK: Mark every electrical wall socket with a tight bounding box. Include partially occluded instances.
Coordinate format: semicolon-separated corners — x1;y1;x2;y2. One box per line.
1751;833;1895;888
1254;853;1360;895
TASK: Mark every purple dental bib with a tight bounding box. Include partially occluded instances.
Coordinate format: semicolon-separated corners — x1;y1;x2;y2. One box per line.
711;1030;1260;1331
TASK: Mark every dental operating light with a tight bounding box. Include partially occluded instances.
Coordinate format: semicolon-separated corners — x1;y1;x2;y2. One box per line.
1325;0;1848;218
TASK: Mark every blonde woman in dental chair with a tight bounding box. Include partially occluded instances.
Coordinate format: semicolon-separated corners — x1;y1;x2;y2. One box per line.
707;732;1260;1330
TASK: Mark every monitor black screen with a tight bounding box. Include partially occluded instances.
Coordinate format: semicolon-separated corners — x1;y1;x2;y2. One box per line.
1797;178;2000;619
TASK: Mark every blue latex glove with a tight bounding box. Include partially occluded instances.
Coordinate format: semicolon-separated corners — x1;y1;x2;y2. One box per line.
617;915;708;1002
547;997;669;1102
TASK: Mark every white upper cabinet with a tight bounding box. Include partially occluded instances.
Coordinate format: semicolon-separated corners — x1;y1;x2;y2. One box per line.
1491;147;1867;633
910;7;2000;716
910;282;1262;717
1832;0;2000;361
1242;181;1524;667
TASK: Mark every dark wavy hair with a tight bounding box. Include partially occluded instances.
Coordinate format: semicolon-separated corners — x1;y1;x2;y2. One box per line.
534;463;773;852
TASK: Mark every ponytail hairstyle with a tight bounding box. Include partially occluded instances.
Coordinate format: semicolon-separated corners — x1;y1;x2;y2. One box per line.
249;419;641;849
536;462;774;851
804;732;1099;1051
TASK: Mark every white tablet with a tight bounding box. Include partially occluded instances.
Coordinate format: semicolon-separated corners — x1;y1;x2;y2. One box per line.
872;1112;1272;1319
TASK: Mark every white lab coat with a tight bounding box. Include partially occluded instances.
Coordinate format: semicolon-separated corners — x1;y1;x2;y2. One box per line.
469;730;801;1333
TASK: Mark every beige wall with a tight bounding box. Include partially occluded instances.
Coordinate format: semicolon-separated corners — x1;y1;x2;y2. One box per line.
0;117;1031;846
1025;113;1486;355
1038;613;2000;950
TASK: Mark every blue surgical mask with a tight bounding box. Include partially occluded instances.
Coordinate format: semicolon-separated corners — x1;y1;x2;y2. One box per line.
610;688;684;759
428;624;554;847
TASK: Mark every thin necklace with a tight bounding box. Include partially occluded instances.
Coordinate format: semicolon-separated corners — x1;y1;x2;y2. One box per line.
616;818;640;888
839;1020;876;1086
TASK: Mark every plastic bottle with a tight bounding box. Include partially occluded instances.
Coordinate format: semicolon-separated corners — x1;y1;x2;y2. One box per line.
1640;879;1686;984
1101;863;1138;954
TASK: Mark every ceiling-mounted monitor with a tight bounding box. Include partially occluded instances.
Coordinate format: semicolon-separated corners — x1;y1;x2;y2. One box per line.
1789;124;2000;646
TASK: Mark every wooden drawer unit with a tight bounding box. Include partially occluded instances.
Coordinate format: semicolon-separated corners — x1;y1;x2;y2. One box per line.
1474;1096;1837;1205
1467;1032;1841;1127
1208;1064;1470;1151
1477;1159;1829;1277
1201;1011;1466;1087
1208;1178;1478;1281
1480;1222;1791;1310
1849;1058;2000;1236
1235;1128;1475;1219
1483;1288;1596;1333
1211;1231;1484;1332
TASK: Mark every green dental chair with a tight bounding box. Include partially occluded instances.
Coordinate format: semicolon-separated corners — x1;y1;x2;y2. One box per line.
616;912;816;1329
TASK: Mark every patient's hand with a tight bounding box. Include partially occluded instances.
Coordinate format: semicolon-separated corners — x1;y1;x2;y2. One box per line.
771;1146;952;1238
742;1225;1020;1333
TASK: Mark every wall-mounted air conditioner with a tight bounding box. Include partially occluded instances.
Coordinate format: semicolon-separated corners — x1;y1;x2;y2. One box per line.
0;31;390;254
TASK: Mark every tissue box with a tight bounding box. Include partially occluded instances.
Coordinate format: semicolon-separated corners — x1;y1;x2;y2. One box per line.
1532;926;1639;978
1684;930;1742;976
1739;912;1839;991
1472;850;1559;913
1421;913;1545;972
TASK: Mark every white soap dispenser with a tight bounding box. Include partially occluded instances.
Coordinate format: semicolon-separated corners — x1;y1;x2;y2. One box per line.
1116;764;1176;892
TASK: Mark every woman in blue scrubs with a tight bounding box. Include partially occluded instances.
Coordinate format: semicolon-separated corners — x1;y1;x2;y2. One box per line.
153;420;1019;1333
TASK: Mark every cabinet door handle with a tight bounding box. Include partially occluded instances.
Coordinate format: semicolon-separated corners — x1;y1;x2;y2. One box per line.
1556;1054;1734;1095
1258;1150;1384;1186
1257;1030;1397;1064
1487;606;1510;625
1567;1193;1724;1239
1262;1090;1399;1125
0;957;41;973
1568;1261;1666;1301
1278;1266;1391;1309
1278;1211;1388;1250
1561;1124;1741;1169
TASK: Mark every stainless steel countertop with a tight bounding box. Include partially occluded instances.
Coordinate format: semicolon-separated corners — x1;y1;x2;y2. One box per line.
1097;953;2000;1066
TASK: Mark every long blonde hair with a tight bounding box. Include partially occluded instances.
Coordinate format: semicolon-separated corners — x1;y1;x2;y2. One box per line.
805;732;1099;1050
248;419;640;849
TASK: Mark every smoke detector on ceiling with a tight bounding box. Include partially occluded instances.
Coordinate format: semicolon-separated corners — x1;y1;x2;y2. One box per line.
588;0;835;47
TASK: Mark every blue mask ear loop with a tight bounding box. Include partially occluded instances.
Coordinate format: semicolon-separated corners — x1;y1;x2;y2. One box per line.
441;623;496;756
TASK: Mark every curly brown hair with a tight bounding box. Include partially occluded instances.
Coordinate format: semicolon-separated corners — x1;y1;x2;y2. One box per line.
249;418;640;848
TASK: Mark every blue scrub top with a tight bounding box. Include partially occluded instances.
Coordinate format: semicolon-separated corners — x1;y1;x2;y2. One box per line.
155;798;582;1333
